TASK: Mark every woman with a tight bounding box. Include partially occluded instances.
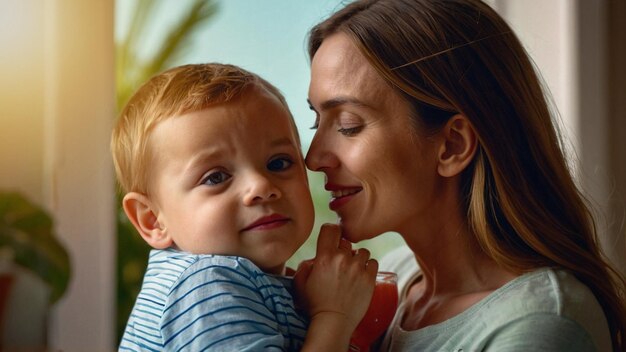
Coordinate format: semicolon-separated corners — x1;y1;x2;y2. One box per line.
305;0;626;350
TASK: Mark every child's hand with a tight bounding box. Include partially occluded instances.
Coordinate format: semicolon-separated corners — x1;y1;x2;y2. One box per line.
294;224;378;334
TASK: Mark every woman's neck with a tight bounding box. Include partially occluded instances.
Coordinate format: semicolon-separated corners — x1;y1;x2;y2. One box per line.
401;205;516;298
397;205;519;330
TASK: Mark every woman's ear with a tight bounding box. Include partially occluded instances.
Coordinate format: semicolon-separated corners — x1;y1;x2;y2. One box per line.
437;114;477;177
122;192;172;249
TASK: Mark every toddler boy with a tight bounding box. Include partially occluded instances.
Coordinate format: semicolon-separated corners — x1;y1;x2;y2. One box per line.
112;63;376;351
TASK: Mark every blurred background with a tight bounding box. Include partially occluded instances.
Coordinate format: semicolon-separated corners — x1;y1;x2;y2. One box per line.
0;0;624;350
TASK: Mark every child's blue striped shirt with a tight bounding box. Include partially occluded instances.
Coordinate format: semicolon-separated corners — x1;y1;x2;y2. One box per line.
119;249;308;351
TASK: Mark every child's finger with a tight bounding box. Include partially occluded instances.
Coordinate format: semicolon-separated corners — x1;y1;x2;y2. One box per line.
365;258;379;276
294;259;314;290
353;248;371;265
316;223;342;254
296;259;314;275
338;237;352;251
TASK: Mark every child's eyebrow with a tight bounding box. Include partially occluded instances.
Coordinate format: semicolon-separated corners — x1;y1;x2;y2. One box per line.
270;137;297;149
184;149;221;174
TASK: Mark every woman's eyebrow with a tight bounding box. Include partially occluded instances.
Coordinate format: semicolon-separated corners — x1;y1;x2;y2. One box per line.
308;96;370;111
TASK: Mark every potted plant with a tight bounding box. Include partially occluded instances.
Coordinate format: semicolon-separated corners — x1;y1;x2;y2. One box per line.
0;191;71;326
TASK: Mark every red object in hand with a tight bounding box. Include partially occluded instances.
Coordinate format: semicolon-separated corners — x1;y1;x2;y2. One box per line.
349;271;399;352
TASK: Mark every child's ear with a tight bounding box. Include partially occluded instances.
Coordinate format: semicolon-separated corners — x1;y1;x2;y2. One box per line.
122;192;172;249
437;115;478;177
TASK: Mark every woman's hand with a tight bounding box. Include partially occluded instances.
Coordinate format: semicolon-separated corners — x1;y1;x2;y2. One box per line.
294;224;378;350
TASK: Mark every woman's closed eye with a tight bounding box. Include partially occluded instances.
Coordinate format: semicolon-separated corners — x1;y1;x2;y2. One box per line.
267;156;294;172
338;125;363;136
338;113;365;136
310;115;364;136
201;170;231;186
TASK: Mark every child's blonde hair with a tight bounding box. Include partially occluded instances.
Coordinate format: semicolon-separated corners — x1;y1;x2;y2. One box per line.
111;63;298;195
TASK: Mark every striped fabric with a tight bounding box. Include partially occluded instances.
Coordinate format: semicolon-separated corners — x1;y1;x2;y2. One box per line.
119;249;308;351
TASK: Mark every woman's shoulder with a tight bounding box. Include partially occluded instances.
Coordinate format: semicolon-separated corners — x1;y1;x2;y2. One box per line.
480;267;611;351
385;267;611;351
490;268;602;315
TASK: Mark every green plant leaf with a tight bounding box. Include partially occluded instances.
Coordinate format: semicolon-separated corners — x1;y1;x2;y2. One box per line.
142;0;219;77
0;192;71;304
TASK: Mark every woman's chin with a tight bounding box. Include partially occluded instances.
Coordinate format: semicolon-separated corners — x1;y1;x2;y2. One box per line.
339;222;372;243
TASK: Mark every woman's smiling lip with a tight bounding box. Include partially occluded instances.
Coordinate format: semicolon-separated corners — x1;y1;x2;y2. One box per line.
325;183;362;211
242;214;290;232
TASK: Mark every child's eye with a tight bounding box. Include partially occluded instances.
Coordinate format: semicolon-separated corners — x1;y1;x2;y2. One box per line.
267;157;294;172
338;125;363;136
201;171;231;186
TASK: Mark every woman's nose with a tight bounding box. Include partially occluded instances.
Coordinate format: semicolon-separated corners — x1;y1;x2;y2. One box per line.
305;134;338;171
242;173;282;205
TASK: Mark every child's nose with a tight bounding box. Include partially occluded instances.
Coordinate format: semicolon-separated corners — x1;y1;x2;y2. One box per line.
243;173;282;205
